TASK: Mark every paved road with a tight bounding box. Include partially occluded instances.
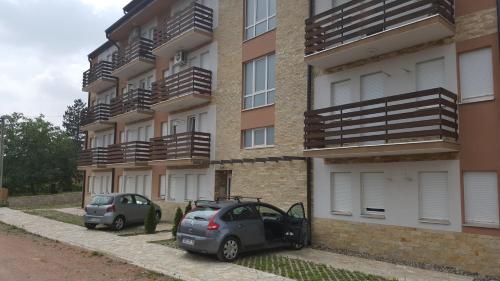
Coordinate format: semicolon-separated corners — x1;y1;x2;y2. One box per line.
0;208;291;281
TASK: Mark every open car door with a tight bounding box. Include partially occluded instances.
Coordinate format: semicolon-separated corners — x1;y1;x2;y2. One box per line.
285;203;308;248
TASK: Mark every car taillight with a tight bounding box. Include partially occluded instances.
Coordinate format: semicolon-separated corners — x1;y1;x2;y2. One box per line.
207;215;219;231
105;204;115;213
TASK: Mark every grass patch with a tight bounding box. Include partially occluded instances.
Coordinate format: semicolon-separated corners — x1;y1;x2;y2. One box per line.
149;239;180;249
12;202;80;211
23;209;83;226
236;254;396;281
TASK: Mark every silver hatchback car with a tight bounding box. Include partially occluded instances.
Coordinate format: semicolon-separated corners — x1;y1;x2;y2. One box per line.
84;193;162;231
177;197;308;261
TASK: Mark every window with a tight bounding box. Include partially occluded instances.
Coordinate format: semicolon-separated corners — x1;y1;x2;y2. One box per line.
120;195;134;205
134;195;149;205
159;175;166;199
187;116;196;132
464;172;499;226
256;205;283;221
244;54;275;109
416;58;445;91
243;127;274;148
419;172;449;222
186;175;199;201
459;48;494;102
330;173;352;214
361;173;385;216
229;206;259;220
245;0;276;40
331;79;351;106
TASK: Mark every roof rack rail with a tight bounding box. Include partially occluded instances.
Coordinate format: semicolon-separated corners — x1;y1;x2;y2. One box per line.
225;196;262;203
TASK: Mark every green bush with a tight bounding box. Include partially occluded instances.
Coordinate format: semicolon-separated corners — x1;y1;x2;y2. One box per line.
184;201;192;214
172;207;183;239
144;204;158;234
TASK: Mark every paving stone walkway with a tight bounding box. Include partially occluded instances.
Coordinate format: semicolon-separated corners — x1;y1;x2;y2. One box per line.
0;208;474;281
0;208;291;281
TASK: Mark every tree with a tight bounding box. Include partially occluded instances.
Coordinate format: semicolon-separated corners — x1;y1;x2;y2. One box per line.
62;99;86;149
172;207;183;240
144;204;158;234
185;201;192;214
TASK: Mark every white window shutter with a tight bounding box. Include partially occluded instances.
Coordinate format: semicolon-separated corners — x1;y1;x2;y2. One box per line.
416;58;445;91
160;175;166;198
330;173;352;213
186;175;198;201
361;173;385;214
361;72;385;101
459;48;494;101
419;172;449;220
464;172;499;225
331;79;351;106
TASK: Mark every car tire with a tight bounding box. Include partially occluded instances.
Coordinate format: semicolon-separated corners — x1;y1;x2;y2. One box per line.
85;223;97;230
217;236;240;262
112;216;126;231
290;233;308;250
155;211;161;223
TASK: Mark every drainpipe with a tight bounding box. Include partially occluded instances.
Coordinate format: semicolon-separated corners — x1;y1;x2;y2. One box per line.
81;170;87;208
497;0;500;48
306;0;315;246
106;34;120;194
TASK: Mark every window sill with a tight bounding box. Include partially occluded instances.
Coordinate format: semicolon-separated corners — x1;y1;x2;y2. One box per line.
360;214;386;220
243;145;275;151
331;211;352;216
463;223;500;229
419;218;451;225
459;95;495;105
242;103;275;112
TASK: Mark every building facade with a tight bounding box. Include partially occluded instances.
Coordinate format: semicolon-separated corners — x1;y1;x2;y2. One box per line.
79;0;500;277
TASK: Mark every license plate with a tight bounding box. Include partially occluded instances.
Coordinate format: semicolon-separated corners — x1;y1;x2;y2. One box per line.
89;218;100;223
182;238;195;246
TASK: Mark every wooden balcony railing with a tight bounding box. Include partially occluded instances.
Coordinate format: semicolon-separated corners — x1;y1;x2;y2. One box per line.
81;104;111;126
78;147;108;166
305;0;455;55
112;37;155;70
150;132;211;161
152;67;211;103
82;61;115;88
153;2;213;49
110;89;152;117
107;141;151;164
304;88;458;149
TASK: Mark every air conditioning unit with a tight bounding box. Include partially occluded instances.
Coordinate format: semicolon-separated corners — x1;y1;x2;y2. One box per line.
173;51;187;66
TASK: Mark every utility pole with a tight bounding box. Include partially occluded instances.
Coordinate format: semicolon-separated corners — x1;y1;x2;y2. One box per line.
0;116;4;188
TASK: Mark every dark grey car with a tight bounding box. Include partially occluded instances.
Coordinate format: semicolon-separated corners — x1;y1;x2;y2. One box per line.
84;193;162;231
176;198;308;261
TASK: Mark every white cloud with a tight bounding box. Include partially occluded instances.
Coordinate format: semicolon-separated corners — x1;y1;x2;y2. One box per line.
0;0;126;126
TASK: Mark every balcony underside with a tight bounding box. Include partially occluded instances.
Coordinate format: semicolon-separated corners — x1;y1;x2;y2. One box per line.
108;109;154;124
149;158;209;168
304;139;460;159
152;93;211;113
77;164;108;171
306;16;454;69
106;162;149;169
80;121;114;132
153;28;213;59
111;58;155;79
82;78;116;93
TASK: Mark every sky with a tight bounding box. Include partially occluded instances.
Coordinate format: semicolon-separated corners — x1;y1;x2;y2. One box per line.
0;0;130;126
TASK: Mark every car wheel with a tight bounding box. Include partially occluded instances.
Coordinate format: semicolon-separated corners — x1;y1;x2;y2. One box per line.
155;211;161;223
85;223;97;230
291;233;308;250
112;216;126;231
217;237;239;262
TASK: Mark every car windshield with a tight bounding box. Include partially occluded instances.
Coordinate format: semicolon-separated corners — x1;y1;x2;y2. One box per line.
90;195;113;206
185;207;219;221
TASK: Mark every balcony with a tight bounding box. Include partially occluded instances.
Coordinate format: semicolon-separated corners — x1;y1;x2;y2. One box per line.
111;38;155;79
304;88;459;159
107;141;151;168
108;89;154;124
77;147;108;169
153;3;213;58
150;132;210;167
151;67;211;113
82;61;116;92
305;0;455;69
80;104;114;132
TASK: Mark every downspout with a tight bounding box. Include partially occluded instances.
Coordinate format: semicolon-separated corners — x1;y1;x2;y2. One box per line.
497;0;500;48
306;0;315;246
106;33;119;194
81;171;87;208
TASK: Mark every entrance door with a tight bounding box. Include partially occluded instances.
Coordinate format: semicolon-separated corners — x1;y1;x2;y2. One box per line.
215;170;232;200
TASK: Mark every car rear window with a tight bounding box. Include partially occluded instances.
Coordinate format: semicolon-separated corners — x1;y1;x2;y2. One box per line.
185;207;219;221
90;195;114;206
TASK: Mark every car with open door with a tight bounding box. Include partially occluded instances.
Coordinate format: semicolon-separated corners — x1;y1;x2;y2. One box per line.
176;197;308;262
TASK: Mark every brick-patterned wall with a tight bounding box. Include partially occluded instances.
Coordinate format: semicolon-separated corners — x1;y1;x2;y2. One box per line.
455;7;498;42
313;218;500;277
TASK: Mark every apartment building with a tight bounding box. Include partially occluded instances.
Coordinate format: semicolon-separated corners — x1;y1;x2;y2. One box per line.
307;0;500;276
78;0;500;277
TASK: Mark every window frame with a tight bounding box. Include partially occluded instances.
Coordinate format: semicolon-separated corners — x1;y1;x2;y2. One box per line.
463;171;500;228
244;0;277;40
243;54;276;110
243;127;275;149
